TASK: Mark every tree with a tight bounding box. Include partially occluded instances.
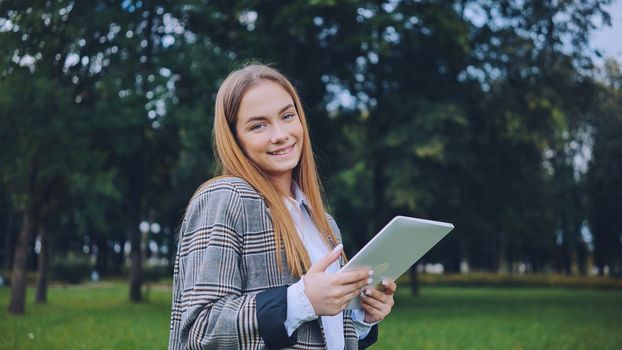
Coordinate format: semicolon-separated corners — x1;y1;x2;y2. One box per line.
587;59;622;276
0;0;174;310
0;64;90;313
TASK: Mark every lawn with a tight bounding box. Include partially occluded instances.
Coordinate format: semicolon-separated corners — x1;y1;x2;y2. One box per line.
376;287;622;350
0;283;171;349
1;283;621;349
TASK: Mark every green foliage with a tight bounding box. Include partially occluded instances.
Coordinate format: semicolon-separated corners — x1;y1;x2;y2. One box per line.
587;59;622;274
1;0;621;289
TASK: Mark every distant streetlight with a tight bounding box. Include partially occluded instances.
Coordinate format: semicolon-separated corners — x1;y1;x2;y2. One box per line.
150;222;161;234
139;221;150;234
138;220;162;262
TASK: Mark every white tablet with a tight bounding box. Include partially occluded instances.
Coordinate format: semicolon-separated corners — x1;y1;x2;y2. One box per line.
340;216;454;309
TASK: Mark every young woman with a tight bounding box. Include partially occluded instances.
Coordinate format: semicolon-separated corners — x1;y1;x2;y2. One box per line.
169;64;396;350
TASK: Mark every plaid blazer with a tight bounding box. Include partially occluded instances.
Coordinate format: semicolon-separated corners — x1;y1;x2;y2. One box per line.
168;177;377;350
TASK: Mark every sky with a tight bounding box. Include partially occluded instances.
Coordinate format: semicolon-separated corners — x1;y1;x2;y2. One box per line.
591;0;622;62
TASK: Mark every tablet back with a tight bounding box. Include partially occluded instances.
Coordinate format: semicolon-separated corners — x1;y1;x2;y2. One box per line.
340;216;454;309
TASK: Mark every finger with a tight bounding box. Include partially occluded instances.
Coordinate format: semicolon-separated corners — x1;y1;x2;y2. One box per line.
360;299;381;315
337;275;373;298
336;290;361;311
361;288;392;307
363;287;388;302
341;283;368;304
379;279;397;295
335;270;371;285
360;296;390;320
308;244;343;273
360;300;384;322
352;276;374;290
360;291;383;309
337;277;377;310
335;278;371;303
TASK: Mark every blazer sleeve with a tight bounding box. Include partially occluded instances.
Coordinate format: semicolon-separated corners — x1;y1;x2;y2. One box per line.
169;180;286;350
358;325;378;349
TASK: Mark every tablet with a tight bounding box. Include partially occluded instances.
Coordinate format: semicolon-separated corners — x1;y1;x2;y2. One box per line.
340;216;454;309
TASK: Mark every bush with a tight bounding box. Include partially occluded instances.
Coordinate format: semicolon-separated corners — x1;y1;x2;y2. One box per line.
119;264;171;283
0;271;9;286
51;255;92;284
142;265;171;283
412;273;622;289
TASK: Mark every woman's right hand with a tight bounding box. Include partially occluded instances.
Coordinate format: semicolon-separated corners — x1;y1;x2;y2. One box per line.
302;244;372;316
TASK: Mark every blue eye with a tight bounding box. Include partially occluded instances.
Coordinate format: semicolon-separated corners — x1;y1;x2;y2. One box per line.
250;123;266;131
283;113;295;120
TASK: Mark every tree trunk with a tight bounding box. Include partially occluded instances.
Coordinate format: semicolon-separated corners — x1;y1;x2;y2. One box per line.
4;210;15;271
561;237;572;275
410;264;419;297
113;241;124;275
497;234;509;274
168;230;176;272
36;226;48;303
8;209;36;314
577;242;588;276
129;229;143;302
94;234;108;277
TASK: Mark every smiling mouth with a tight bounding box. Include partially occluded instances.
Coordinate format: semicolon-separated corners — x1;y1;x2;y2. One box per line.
268;143;295;156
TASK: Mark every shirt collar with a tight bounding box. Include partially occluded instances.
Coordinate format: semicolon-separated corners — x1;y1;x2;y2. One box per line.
290;180;309;208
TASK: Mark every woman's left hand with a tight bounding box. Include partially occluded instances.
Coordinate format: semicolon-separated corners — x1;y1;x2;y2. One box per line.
360;279;396;323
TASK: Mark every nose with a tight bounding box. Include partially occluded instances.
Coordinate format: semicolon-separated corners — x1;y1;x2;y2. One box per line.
270;121;289;143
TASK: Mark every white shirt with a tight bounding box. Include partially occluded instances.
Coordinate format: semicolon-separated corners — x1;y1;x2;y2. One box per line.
284;182;374;349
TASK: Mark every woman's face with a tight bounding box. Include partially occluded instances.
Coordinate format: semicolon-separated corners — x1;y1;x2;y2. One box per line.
235;81;304;180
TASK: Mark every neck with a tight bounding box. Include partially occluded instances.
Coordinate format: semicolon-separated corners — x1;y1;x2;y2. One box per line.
268;172;294;197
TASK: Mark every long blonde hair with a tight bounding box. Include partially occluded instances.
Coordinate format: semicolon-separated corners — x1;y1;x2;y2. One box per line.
193;64;340;277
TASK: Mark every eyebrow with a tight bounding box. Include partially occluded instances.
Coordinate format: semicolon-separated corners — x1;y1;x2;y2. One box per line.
245;103;294;124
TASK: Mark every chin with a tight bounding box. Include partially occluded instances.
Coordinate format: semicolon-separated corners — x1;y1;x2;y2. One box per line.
271;162;298;174
265;158;300;175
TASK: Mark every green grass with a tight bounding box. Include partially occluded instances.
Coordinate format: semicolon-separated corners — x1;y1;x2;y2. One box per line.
1;283;621;349
0;283;171;349
376;287;622;350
